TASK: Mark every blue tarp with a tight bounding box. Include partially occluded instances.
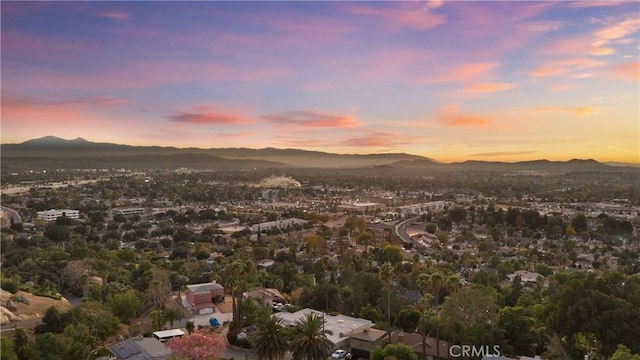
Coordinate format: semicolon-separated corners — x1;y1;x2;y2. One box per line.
209;317;220;327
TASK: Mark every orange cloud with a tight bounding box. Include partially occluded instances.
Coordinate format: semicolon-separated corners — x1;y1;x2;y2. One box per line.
437;104;490;127
590;47;615;56
533;106;599;116
612;62;640;81
168;112;251;125
465;82;513;93
262;111;361;128
443;116;489;127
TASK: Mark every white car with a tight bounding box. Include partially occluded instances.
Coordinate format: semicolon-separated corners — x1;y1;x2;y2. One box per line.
331;350;347;359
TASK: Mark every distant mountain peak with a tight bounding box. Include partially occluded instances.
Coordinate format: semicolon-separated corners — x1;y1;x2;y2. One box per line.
23;135;66;143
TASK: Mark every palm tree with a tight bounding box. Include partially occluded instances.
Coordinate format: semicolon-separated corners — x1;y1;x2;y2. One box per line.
162;308;183;329
250;315;289;360
416;295;434;360
378;262;395;343
290;313;334;360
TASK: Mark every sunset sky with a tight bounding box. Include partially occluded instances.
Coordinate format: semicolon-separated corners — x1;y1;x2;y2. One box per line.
2;1;639;163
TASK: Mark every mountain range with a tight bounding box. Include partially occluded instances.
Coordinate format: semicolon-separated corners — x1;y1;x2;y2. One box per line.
1;136;635;171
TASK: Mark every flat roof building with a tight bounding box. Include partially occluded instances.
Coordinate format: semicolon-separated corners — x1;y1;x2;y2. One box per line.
37;209;79;221
274;308;374;349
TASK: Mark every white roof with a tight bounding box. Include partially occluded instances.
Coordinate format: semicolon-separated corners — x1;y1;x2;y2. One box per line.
153;329;184;338
274;308;373;346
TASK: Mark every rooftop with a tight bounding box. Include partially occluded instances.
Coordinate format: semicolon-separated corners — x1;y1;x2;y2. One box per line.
274;308;373;346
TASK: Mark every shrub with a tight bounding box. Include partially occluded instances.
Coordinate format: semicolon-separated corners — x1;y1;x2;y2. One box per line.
1;279;20;294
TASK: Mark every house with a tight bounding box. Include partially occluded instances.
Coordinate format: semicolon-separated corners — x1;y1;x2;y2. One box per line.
185;281;224;314
274;308;374;349
107;337;172;360
246;287;286;308
505;270;543;284
389;331;449;360
349;328;387;359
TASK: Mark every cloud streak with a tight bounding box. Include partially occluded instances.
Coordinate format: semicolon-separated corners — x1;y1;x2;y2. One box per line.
437;104;490;127
346;2;446;31
168;112;252;125
465;82;514;93
468;151;538;157
262;111;361;128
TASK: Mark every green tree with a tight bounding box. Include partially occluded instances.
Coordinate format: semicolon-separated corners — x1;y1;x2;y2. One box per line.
13;327;31;360
249;314;289;360
611;345;640;360
185;321;195;334
31;333;90;360
162;307;184;329
1;337;18;360
359;303;382;323
439;285;500;344
395;308;420;332
109;289;142;322
378;262;395;343
497;306;547;356
371;343;418;360
290;313;334;360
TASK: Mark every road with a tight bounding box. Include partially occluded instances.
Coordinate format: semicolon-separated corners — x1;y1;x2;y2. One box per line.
0;317;42;333
394;217;419;244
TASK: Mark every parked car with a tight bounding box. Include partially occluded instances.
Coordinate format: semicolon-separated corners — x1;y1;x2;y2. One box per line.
331;350;347;359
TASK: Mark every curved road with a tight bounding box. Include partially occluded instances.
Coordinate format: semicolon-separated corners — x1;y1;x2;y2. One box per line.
393;217;419;244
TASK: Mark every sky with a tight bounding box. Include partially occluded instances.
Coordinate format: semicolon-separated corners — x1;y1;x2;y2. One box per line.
1;1;639;163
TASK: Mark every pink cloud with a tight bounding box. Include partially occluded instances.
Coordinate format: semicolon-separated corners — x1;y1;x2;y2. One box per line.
465;82;514;93
592;16;640;47
97;10;129;20
346;2;446;31
1;94;141;143
423;62;501;84
168;112;251;125
437;104;490;127
262;111;361;128
529;57;604;77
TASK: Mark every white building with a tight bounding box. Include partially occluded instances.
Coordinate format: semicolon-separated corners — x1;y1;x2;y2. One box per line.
112;207;145;216
274;308;374;349
37;209;79;221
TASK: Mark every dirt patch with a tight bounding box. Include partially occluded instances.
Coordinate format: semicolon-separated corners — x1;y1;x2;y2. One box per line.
0;289;71;324
216;295;233;313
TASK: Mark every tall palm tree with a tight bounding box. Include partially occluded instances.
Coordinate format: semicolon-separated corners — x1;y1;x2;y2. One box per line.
250;315;289;360
378;262;395;343
290;313;334;360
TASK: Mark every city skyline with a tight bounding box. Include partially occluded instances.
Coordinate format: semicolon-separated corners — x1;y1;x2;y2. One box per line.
2;1;639;163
